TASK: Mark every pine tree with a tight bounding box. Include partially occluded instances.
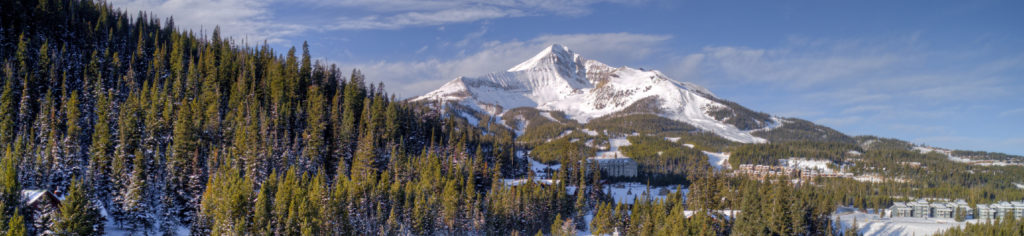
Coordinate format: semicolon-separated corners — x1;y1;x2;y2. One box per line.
0;148;21;218
590;202;611;235
200;165;253;235
123;148;151;233
328;174;353;235
253;171;277;235
338;70;365;164
845;218;860;236
54;178;103;236
302;85;327;172
441;178;461;232
303;172;327;235
6;209;26;236
350;120;378;182
169;99;201;225
88;91;116;222
0;68;18;147
58;91;84;192
272;167;298;235
955;207;966;222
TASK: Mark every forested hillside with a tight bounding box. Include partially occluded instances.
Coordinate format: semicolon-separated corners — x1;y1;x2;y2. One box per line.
0;0;529;234
3;1;1022;236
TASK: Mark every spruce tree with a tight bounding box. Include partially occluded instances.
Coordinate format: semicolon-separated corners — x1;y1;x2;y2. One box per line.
350;121;378;182
0;148;20;218
200;165;253;235
590;202;611;235
302;85;327;172
0;70;18;147
253;171;277;235
6;208;26;236
54;178;103;236
58;91;83;192
88;91;116;222
123;148;151;233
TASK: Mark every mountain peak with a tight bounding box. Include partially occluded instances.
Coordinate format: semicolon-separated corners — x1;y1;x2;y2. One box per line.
508;44;582;72
416;43;782;144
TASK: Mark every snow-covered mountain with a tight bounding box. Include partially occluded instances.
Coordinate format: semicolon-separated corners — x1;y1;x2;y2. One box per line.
413;44;784;143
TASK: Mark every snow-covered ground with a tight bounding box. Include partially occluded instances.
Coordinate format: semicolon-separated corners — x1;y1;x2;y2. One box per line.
528;155;561;177
455;111;480;126
852;175;886;183
512;115;528;136
665;137;681;142
682;143;695;149
581;128;600;136
501;178;559;186
602;182;686;205
1015;183;1024;189
683;210;737;219
779;158;833;171
592;137;632;160
540;111;559;122
833;207;977;236
702;151;730;170
913;146;1019;166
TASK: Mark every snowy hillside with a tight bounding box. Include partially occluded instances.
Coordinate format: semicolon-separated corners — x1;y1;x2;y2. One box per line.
414;44;782;143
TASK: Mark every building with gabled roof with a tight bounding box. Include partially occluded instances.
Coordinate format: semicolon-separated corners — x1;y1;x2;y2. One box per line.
20;189;61;231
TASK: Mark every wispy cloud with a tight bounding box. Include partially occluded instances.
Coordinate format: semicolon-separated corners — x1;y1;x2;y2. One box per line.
109;0;645;44
348;32;671;98
331;7;523;30
301;0;643;15
320;0;646;30
109;0;308;44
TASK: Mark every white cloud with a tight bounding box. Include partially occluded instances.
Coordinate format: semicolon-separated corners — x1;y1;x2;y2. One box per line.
322;0;645;30
348;32;671;98
332;7;523;30
301;0;644;15
109;0;308;44
107;0;649;46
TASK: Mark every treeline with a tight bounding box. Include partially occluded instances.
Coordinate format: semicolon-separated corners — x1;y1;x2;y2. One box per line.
752;118;854;144
0;0;528;234
583;174;841;235
530;137;596;165
585;114;696;137
728;141;859;168
619;135;709;185
847;149;1024;205
853;135;913;151
500;107;579;146
936;217;1024;236
950;150;1024;162
726;140;1024;210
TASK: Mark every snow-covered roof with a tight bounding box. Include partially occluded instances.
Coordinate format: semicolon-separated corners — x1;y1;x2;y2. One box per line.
20;190;47;205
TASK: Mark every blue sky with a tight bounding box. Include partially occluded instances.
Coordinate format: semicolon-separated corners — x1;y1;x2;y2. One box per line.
110;0;1024;155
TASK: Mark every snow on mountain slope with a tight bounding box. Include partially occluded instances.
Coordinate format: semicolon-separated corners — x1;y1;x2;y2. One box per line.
414;44;779;143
